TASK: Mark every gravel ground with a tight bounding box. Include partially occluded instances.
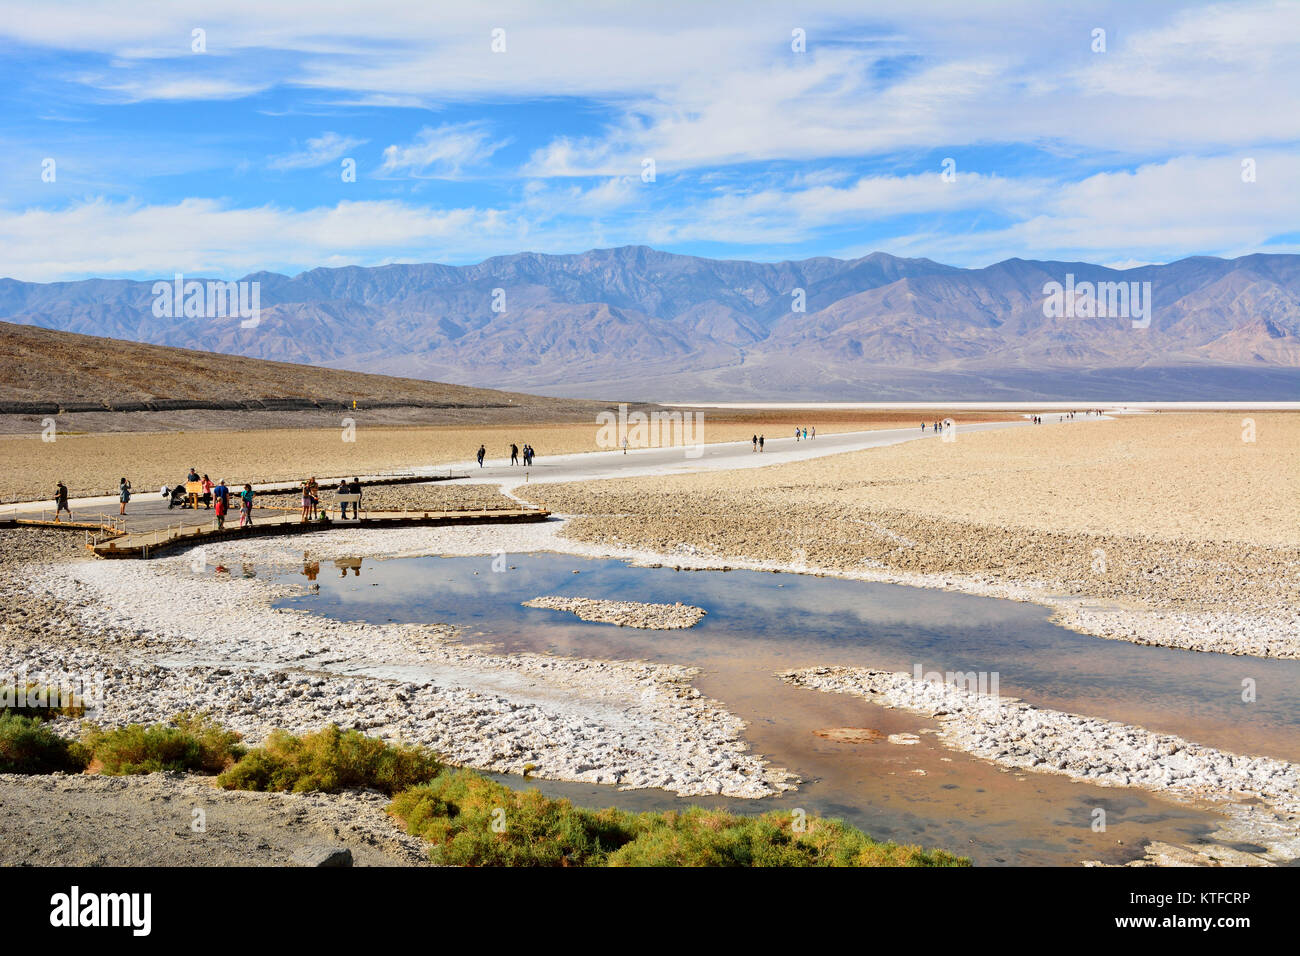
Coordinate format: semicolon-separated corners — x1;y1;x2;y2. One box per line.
0;772;429;866
522;596;707;629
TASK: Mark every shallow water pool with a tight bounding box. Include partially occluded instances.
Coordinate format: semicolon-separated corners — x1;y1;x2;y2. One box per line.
272;551;1299;865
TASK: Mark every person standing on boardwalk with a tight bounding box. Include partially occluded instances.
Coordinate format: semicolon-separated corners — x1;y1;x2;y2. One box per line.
348;478;362;517
300;477;318;522
511;443;520;465
213;478;230;530
477;445;486;467
337;478;352;518
200;474;214;509
239;484;254;528
118;477;131;515
53;481;70;522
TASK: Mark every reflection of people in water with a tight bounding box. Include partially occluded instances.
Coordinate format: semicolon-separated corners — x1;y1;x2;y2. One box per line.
241;563;257;579
334;557;363;577
303;561;320;581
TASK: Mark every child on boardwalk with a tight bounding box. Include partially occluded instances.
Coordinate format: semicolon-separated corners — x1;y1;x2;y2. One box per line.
239;484;254;528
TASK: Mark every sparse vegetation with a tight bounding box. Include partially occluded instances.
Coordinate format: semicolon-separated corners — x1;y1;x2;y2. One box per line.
216;724;441;795
0;714;89;774
0;712;967;865
85;714;244;775
388;768;968;867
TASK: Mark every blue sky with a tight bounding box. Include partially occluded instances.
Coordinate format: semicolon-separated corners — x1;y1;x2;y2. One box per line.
1;0;1297;281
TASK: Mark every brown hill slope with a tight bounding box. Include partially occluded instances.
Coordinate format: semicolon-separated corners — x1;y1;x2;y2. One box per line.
0;320;609;420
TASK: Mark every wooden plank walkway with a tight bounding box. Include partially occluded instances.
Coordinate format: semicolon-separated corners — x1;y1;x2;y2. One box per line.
89;507;550;560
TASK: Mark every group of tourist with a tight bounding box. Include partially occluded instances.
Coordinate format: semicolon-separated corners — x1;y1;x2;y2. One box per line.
750;434;766;452
793;426;815;441
480;443;536;467
920;421;947;432
203;478;253;530
508;443;536;466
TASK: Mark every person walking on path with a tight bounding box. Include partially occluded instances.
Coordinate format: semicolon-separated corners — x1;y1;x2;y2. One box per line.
53;481;71;522
810;426;815;440
758;434;765;452
794;427;801;442
477;445;486;468
622;436;629;454
511;443;520;466
213;478;230;530
118;477;131;515
239;484;254;528
752;434;758;452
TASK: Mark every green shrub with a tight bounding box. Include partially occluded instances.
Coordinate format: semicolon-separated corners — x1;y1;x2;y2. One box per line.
86;714;243;775
0;713;89;774
387;769;969;867
390;769;635;866
0;683;86;720
217;724;441;795
605;808;968;867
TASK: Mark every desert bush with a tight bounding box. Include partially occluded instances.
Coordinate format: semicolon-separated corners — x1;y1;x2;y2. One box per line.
86;714;243;775
0;713;89;773
217;724;440;795
388;769;969;867
390;769;634;866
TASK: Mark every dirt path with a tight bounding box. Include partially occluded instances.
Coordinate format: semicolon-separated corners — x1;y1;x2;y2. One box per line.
0;772;428;866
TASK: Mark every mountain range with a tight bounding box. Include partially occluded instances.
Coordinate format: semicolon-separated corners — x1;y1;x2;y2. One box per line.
2;247;1298;401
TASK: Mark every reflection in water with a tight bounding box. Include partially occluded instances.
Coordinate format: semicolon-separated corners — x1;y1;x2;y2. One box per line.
268;551;1299;866
334;557;363;578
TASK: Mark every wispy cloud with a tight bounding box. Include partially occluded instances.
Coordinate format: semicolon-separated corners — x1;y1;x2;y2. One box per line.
379;123;508;179
268;132;368;170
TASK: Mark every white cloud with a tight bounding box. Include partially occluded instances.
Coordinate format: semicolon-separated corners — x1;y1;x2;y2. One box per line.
268;132;368;170
5;150;1297;282
0;198;514;281
379;124;508;178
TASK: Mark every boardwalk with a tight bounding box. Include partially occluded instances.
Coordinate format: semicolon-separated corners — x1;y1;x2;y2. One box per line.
88;506;549;559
